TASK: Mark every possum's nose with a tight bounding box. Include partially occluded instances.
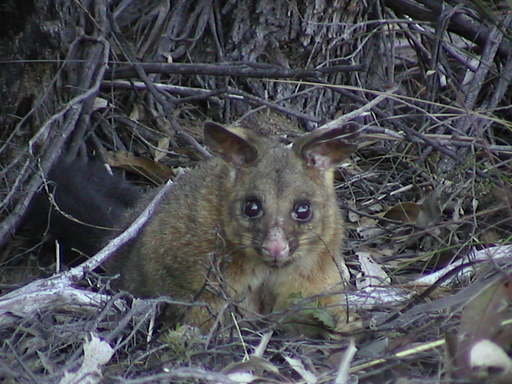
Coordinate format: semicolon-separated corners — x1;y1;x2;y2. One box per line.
261;226;290;264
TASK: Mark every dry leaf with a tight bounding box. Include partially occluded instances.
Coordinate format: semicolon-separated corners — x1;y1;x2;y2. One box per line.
356;250;390;289
459;276;512;341
383;191;441;227
154;137;170;162
470;339;512;377
106;150;174;184
226;371;257;384
347;201;359;223
59;334;113;384
449;276;512;383
416;190;442;228
284;355;317;384
222;356;279;376
384;202;421;223
92;97;108;111
356;216;382;240
129;103;143;121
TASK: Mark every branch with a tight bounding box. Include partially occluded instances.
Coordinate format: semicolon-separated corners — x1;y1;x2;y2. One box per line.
105;62;364;80
384;0;511;58
319;88;398;130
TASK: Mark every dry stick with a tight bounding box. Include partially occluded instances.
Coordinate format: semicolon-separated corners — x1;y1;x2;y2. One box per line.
0;180;174;325
330;85;504;169
102;80;320;124
0;34;96;158
227;88;320;123
208;1;225;60
318;88;398;130
440;37;480;72
121;368;237;384
335;338;357;384
108;10;178;124
379;261;484;327
111;20;191;166
437;14;510;174
362;130;512;153
478;16;512;132
350;339;446;374
384;0;511;58
137;0;170;59
403;124;458;159
101;79;219;98
105;62;364;80
457;15;506;138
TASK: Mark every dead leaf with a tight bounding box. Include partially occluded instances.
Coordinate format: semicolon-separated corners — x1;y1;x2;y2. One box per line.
347;200;359;223
279;293;338;338
459;276;512;341
92;97;108;111
470;339;512;379
493;186;512;213
129;103;143;121
383;202;421;223
356;216;383;240
106;150;174;184
383;191;441;228
222;356;279;376
449;276;512;383
154;137;170;162
355;250;390;289
59;334;113;384
416;190;442;228
283;355;317;384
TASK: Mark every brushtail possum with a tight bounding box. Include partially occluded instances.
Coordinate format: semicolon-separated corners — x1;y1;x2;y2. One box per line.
26;121;359;334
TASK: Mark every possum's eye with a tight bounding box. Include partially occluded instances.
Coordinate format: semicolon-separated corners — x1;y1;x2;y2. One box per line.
243;197;263;218
292;201;312;222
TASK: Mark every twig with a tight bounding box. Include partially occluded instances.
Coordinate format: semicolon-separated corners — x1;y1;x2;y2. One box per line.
335;338;357;384
252;331;273;358
384;0;511;58
350;338;446;373
227;88;320;123
361;129;512;154
105;62;364;80
101;79;218;97
125;369;238;384
319;88;398;130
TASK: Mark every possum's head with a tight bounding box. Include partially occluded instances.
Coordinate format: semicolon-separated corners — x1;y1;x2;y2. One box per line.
204;121;357;269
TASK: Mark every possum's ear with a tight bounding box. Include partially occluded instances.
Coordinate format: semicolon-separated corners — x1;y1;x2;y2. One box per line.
293;122;359;170
204;122;258;167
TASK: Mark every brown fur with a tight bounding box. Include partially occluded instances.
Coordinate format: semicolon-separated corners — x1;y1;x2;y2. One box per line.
116;122;357;334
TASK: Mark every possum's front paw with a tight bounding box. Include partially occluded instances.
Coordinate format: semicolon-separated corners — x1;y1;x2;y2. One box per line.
332;308;362;336
318;295;362;338
273;292;359;338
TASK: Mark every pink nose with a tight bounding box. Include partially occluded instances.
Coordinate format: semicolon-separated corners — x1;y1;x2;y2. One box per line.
262;241;290;260
262;227;290;261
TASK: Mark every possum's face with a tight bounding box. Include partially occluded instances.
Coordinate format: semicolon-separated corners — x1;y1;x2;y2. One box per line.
204;122;357;268
223;146;341;268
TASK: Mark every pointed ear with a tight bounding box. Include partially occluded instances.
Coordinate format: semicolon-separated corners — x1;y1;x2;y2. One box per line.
293;123;359;170
204;122;258;167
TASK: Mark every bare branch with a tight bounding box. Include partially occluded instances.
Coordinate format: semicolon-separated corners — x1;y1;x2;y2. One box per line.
105;62;365;80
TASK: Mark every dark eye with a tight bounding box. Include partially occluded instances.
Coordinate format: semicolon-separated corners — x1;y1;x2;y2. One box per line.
243;198;263;218
292;201;312;222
